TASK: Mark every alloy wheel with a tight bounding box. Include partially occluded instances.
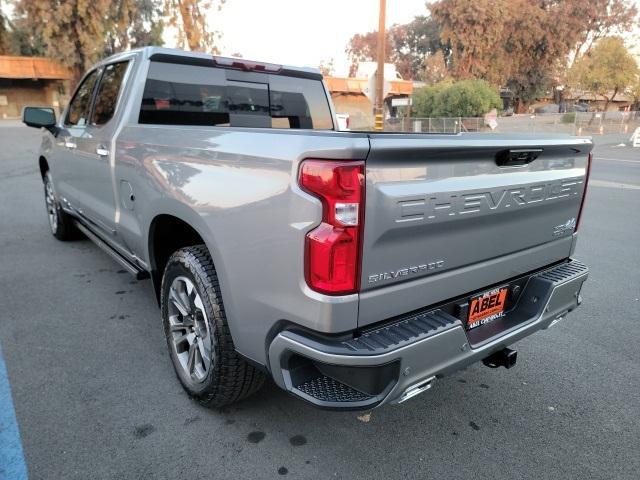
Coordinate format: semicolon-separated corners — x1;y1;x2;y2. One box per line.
44;175;58;234
167;276;212;383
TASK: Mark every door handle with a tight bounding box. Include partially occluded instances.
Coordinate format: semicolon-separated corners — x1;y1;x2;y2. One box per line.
96;146;110;157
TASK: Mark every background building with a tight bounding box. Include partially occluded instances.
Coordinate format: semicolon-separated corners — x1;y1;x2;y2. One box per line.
324;63;413;130
0;56;71;119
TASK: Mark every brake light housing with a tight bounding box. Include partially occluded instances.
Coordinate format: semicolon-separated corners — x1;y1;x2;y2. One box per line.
299;159;365;295
575;152;592;231
212;56;282;73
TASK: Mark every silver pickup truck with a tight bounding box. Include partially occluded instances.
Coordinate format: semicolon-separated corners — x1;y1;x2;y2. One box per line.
23;47;591;410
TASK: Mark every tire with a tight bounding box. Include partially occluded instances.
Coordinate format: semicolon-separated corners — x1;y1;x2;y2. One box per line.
43;171;78;241
160;245;265;407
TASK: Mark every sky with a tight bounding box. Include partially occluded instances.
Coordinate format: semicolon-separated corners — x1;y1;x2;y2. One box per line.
205;0;430;76
1;0;638;73
201;0;640;75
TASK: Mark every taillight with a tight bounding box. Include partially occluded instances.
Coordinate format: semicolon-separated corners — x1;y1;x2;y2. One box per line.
575;152;592;231
299;159;365;295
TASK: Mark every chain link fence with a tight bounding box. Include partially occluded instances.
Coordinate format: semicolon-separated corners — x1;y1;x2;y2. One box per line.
383;111;640;135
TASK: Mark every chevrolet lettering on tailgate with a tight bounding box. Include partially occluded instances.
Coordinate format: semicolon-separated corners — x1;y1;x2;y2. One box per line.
397;177;584;224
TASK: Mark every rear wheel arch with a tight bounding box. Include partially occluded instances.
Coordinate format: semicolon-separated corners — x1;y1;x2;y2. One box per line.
148;214;214;302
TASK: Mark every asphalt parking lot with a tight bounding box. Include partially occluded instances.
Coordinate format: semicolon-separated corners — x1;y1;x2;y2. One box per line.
1;122;639;480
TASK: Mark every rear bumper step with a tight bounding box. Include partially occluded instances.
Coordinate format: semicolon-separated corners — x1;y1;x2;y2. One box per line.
268;259;588;410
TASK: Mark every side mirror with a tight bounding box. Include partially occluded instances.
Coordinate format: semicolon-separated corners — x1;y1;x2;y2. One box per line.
22;107;58;135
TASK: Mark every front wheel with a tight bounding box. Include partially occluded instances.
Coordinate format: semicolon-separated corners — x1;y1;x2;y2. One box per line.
43;171;78;241
160;245;265;407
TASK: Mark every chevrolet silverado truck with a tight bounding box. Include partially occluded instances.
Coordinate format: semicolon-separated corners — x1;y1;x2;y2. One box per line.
22;47;592;410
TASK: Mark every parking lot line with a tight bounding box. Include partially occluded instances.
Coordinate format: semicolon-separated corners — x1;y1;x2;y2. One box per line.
589;179;640;190
595;157;640;164
0;345;28;480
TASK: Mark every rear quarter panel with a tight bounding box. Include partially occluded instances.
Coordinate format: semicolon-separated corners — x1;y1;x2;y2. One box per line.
115;126;369;365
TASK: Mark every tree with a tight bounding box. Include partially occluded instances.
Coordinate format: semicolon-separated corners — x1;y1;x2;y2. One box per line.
565;0;638;66
0;2;9;54
104;0;164;55
14;0;113;81
0;0;45;56
345;28;394;77
125;0;164;49
430;0;509;82
412;79;501;117
393;16;447;80
422;51;448;84
569;37;639;111
4;18;45;56
165;0;225;53
429;0;612;111
13;0;164;81
345;16;444;79
318;58;335;76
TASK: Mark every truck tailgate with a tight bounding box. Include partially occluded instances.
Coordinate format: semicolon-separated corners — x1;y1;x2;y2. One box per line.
358;134;592;327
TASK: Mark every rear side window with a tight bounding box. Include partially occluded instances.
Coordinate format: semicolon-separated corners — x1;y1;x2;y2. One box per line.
269;76;333;130
139;62;333;130
65;69;100;126
91;62;129;126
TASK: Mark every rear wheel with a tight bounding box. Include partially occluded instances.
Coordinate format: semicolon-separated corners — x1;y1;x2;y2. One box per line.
160;245;265;407
43;171;78;241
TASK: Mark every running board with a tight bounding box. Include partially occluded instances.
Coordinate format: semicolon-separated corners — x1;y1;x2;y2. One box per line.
73;220;150;280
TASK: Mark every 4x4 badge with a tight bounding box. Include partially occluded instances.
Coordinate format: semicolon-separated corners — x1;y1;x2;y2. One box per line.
553;218;576;237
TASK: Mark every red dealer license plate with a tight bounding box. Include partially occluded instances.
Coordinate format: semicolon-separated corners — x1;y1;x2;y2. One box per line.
467;287;508;330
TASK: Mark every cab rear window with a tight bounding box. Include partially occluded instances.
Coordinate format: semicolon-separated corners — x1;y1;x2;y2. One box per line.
139;62;333;130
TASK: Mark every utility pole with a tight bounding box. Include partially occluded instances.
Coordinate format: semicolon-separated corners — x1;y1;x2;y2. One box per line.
374;0;386;131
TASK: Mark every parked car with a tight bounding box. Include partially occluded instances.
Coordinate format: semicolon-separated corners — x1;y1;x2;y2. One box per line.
534;103;560;114
563;102;589;113
23;47;592;409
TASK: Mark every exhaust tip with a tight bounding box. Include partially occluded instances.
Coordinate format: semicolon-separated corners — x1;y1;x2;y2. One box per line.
398;376;435;403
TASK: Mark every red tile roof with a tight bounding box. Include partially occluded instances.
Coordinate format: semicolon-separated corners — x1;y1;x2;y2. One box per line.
0;56;72;80
324;76;413;96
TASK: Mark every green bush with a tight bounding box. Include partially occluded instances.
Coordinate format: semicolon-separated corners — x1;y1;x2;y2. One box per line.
412;80;502;117
561;112;576;123
411;81;450;118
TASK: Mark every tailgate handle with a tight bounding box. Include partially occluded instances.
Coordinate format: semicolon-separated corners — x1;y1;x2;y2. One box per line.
496;148;542;167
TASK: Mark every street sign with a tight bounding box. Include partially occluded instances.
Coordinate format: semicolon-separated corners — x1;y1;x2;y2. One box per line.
391;97;411;107
484;108;498;130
